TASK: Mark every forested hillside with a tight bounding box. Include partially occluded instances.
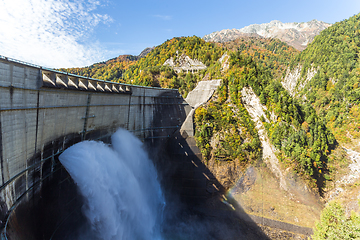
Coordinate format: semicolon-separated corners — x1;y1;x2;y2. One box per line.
282;15;360;237
195;50;335;190
59;55;137;82
121;36;224;97
218;37;299;77
288;13;360;144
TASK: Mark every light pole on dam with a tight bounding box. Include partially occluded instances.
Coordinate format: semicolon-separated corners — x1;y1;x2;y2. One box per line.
0;56;189;239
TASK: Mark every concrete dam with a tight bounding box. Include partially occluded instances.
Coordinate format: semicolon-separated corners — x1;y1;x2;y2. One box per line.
0;56;192;239
0;56;311;239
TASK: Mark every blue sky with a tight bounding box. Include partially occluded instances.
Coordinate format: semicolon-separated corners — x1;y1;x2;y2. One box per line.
0;0;359;68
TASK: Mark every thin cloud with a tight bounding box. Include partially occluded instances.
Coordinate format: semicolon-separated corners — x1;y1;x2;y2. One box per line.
153;15;172;21
0;0;113;68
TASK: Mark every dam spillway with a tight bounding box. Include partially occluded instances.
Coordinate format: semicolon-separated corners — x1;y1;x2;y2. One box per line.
0;56;189;239
58;129;165;239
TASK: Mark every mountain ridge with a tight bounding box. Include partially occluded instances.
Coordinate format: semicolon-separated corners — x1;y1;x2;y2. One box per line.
204;19;331;51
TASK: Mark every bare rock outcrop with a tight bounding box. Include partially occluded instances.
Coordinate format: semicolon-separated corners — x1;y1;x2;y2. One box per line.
218;53;230;72
282;65;318;97
241;87;288;191
163;53;207;73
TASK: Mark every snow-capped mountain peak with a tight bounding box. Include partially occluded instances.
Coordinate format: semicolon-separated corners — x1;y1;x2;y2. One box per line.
203;19;331;51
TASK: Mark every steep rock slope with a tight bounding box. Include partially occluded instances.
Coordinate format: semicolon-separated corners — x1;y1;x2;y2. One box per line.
281;65;317;97
138;47;154;58
163;53;207;73
241;87;287;191
204;20;331;51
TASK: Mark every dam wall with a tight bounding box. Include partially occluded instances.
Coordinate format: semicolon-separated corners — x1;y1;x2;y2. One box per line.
0;56;188;238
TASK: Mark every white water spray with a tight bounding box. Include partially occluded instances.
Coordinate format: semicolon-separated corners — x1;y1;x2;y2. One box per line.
59;128;164;240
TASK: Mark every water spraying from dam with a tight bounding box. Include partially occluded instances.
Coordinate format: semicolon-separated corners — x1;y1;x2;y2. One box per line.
59;128;164;240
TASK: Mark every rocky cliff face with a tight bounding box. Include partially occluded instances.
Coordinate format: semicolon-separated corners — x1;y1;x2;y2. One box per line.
138;47;154;58
218;53;230;72
204;31;262;43
281;65;318;97
163;53;207;73
204;20;331;51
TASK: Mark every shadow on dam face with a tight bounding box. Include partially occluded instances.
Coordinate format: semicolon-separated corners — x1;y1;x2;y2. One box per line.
146;131;271;240
3;133;86;240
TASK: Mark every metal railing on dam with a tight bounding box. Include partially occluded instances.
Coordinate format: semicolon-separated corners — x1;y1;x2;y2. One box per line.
0;56;189;239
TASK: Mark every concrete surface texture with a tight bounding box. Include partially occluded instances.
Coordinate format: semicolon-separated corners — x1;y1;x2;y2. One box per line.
0;56;187;237
180;79;222;136
185;79;222;109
